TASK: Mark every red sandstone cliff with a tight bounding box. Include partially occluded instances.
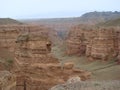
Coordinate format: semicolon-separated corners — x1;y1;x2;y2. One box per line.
0;25;58;52
117;30;120;63
14;31;91;90
66;25;120;61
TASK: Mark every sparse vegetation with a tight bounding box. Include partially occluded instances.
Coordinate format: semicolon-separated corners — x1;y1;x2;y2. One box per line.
6;58;14;65
0;11;120;90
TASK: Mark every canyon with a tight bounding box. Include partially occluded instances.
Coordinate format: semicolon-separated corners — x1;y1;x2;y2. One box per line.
0;25;91;90
0;11;120;90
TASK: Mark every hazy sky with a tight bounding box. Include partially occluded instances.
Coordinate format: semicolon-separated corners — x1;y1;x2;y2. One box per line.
0;0;120;19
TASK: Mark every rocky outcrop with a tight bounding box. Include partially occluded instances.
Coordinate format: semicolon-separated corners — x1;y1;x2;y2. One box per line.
66;25;120;61
15;63;90;90
117;30;120;63
0;71;16;90
14;30;91;90
0;26;20;52
87;28;118;61
66;27;83;55
15;33;54;65
66;28;86;55
0;25;91;90
66;25;97;56
0;25;51;52
66;76;81;84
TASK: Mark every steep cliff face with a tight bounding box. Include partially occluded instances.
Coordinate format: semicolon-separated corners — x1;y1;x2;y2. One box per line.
0;27;20;52
14;31;91;90
0;25;53;52
87;28;117;61
15;33;54;65
66;28;85;55
0;25;91;90
117;30;120;62
66;25;120;61
66;25;97;56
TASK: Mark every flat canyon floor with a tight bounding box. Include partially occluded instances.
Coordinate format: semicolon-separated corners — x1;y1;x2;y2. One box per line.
51;45;120;80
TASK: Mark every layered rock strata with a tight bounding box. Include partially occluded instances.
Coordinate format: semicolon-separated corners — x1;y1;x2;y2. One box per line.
117;30;120;62
87;28;118;61
66;25;120;61
0;25;91;90
15;32;91;90
0;25;50;52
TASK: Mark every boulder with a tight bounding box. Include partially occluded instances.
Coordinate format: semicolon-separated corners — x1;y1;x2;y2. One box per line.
67;76;81;84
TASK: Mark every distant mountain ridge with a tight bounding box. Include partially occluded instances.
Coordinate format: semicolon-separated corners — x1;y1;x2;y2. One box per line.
79;11;120;24
21;11;120;25
0;18;23;25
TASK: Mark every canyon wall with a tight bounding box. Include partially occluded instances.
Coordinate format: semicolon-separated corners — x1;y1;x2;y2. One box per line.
0;25;50;52
14;31;91;90
87;28;118;61
0;25;91;90
66;25;120;61
0;26;20;52
117;30;120;62
66;25;97;56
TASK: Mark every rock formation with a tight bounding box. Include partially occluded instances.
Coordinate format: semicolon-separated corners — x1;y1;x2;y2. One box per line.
66;25;97;56
66;26;87;55
0;71;16;90
66;25;120;61
0;25;91;90
0;25;51;52
15;33;54;66
14;29;91;90
66;76;81;84
0;26;20;52
87;28;118;61
117;30;120;63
